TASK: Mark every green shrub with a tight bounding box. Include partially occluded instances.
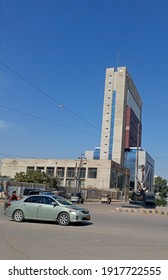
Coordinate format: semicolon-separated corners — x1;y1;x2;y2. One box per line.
155;198;167;206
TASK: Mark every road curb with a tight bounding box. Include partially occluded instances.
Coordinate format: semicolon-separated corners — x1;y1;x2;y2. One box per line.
114;207;168;215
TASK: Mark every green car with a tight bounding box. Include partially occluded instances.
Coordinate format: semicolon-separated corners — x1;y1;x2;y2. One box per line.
4;195;91;226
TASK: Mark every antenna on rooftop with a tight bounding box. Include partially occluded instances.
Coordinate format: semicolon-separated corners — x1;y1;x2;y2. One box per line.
116;50;120;68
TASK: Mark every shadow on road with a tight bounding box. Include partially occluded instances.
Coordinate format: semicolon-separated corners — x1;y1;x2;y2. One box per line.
9;219;93;227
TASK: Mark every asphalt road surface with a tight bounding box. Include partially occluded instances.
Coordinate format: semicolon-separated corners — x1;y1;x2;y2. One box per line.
0;202;167;260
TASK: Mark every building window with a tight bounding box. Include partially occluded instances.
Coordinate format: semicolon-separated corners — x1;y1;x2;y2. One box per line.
56;167;65;178
46;167;55;177
66;179;75;188
88;168;97;179
26;166;35;173
79;168;86;179
66;167;75;178
36;166;45;172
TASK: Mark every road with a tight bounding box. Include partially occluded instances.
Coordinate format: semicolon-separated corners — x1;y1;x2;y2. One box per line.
0;202;167;260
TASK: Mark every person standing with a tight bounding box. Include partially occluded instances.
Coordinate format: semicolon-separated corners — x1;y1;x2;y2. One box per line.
9;191;18;201
0;181;4;199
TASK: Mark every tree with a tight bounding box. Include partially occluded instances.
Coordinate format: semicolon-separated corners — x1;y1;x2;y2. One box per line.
48;176;60;191
154;175;168;201
14;171;50;184
153;176;167;193
153;176;168;207
14;171;60;189
14;172;27;182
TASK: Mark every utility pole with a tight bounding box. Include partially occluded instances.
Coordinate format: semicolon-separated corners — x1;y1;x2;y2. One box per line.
135;123;140;191
74;162;78;191
77;155;82;193
75;153;86;193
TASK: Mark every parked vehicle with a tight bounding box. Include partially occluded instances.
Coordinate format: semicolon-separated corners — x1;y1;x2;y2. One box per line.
39;191;54;196
101;194;111;204
4;195;90;226
23;188;42;196
70;192;84;204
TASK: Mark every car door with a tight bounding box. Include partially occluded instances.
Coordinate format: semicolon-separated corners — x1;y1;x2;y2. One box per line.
36;196;60;221
22;196;41;219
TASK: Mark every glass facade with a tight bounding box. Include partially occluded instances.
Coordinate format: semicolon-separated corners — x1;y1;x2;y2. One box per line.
124;150;136;182
117;172;125;190
124;149;136;190
110;169;117;188
93;147;100;160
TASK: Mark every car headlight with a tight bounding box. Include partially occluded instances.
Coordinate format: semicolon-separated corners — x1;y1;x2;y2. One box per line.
69;208;78;213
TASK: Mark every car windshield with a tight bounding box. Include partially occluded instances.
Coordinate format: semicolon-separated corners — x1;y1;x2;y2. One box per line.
53;196;72;206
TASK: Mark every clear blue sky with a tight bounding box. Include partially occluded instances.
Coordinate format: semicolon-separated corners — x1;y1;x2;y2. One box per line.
1;0;168;180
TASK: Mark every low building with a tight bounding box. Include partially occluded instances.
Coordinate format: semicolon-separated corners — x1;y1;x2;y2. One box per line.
0;158;129;192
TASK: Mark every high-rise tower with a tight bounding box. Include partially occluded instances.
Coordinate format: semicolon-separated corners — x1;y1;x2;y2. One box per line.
100;67;142;165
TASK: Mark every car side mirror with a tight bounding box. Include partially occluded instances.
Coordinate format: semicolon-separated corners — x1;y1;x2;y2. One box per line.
52;202;57;206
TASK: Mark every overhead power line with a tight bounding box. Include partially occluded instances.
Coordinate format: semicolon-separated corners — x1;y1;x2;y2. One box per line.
0;152;34;159
0;104;100;138
0;60;100;132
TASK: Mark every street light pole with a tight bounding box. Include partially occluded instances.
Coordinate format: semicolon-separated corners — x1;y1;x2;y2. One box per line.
77;156;82;193
74;162;78;191
75;153;86;193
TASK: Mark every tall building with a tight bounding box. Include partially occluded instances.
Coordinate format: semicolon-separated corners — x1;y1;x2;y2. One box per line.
99;66;154;191
100;67;142;165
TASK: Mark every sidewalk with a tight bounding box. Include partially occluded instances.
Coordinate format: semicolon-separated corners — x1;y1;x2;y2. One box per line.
85;199;168;216
114;203;168;216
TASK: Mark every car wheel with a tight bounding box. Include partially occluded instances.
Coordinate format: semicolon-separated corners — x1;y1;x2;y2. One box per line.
13;209;24;222
57;212;70;226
